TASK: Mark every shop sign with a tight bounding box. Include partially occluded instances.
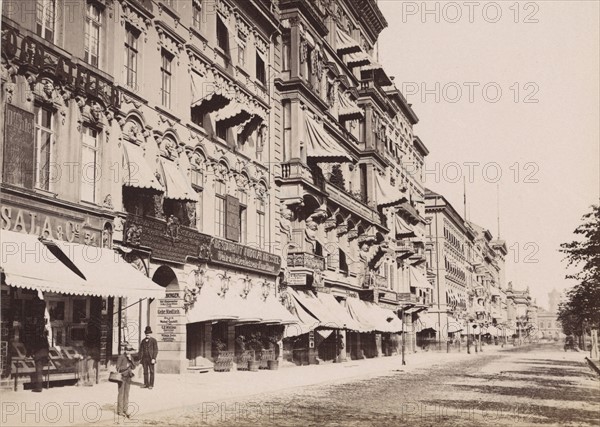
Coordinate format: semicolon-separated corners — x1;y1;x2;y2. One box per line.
157;292;184;343
1;204;100;246
210;237;281;276
287;273;307;286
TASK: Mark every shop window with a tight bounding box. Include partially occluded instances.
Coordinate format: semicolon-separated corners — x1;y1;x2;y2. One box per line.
84;2;102;67
72;299;89;324
36;0;55;43
34;105;54;191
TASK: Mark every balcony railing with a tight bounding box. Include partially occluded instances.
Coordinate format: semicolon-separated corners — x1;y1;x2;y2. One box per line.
280;161;325;192
287;251;325;271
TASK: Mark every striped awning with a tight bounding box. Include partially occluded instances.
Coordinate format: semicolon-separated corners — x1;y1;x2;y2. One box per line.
160;159;198;201
1;231;165;299
409;266;433;289
215;102;252;128
337;91;364;121
346;51;371;68
375;173;406;208
396;216;416;239
122;142;164;192
191;71;232;113
304;115;353;163
336;27;361;55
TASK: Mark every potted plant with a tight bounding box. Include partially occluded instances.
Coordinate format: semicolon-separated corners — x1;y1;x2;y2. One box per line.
264;335;280;370
246;333;262;371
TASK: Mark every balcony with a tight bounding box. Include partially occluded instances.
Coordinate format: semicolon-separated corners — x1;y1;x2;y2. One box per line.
326;183;381;226
395;241;415;260
287;251;326;271
279;161;325;192
362;273;387;289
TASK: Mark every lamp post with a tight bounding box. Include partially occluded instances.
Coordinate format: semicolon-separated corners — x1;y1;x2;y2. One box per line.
401;307;406;366
467;322;471;354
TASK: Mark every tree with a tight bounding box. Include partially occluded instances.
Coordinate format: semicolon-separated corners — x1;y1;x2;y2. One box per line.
559;205;600;355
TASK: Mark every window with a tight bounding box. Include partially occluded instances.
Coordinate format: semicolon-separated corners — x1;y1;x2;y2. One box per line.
192;1;202;31
36;0;55;42
257;199;265;247
84;3;102;67
124;25;139;89
160;50;173;109
191;169;203;231
217;17;229;54
339;249;348;273
282;101;291;161
81;126;99;203
237;32;246;67
215;180;226;238
256;53;266;85
34;106;54;191
237;190;247;243
216;121;227;140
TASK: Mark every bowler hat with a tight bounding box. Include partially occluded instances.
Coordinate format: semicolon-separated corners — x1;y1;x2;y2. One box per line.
144;326;153;334
121;341;134;351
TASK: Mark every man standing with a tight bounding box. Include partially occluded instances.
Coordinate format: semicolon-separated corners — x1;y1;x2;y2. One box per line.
139;326;158;389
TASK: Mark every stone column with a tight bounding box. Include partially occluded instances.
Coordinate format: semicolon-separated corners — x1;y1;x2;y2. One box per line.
375;333;383;357
203;323;212;360
338;330;347;362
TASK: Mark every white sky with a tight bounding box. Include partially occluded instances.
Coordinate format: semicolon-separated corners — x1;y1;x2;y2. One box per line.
377;0;600;309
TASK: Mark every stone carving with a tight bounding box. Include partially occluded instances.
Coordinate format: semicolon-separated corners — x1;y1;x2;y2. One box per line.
305;219;318;242
186;202;197;228
125;224;142;246
165;215;180;240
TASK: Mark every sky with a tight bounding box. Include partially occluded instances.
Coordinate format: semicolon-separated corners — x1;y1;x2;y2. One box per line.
377;0;600;309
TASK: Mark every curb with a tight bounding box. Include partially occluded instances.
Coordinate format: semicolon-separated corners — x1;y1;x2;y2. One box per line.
584;357;600;375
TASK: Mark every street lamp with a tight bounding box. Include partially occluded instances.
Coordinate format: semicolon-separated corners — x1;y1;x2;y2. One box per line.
216;271;231;296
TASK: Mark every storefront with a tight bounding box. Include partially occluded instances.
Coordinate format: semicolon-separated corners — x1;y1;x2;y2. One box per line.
1;200;165;390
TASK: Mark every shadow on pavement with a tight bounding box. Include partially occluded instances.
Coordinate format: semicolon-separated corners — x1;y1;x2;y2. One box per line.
423;398;600;425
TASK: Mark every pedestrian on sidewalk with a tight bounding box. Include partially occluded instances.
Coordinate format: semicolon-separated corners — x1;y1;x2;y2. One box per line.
116;342;137;418
139;326;158;389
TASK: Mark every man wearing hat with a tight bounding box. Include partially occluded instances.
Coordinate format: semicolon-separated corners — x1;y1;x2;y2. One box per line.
139;326;158;389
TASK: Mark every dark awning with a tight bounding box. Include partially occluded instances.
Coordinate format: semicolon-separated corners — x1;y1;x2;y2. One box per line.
191;71;232;114
375;173;407;208
336;27;361;55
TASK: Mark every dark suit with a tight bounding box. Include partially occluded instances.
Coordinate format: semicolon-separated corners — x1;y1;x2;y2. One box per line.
139;337;158;387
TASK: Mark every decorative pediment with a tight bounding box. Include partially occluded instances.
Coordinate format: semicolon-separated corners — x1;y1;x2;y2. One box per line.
119;0;152;40
254;32;268;55
155;21;185;58
215;0;232;18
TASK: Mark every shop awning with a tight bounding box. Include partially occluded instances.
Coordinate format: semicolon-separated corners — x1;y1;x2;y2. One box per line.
447;317;464;333
51;240;166;299
417;311;440;332
316;293;366;332
191;71;231;113
122;142;164;192
283;289;320;338
160;159;198;202
396;216;416;239
185;283;240;324
1;231;165;299
215;102;252;128
336;27;361;55
409;266;432;290
337;91;364;121
304;115;353;163
186;283;301;326
290;289;344;330
375;173;406;209
345;298;402;333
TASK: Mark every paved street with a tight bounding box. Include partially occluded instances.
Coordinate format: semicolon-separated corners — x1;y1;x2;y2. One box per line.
2;343;598;426
137;343;599;427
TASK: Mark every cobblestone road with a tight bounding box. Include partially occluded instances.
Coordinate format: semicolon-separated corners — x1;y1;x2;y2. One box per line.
138;343;599;427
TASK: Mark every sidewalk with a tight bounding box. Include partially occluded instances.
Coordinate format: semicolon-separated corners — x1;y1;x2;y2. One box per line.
1;346;508;427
